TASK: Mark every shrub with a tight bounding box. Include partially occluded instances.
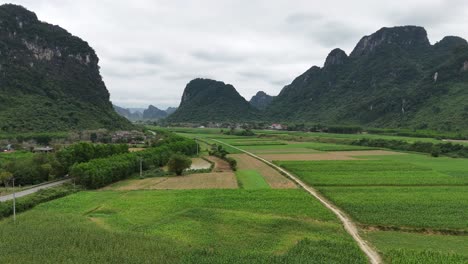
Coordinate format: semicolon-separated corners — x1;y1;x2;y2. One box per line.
167;154;192;176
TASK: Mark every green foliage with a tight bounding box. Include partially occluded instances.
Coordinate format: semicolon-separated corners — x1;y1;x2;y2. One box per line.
70;137;197;189
56;142;129;170
352;138;468;157
209;144;237;170
167;154;192;176
0;185;77;219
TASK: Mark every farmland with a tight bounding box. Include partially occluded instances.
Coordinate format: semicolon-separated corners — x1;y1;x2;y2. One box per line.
0;190;367;263
1;126;466;263
167;127;467;263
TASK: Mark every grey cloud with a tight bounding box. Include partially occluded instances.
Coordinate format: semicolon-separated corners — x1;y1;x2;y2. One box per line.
10;0;468;108
286;12;323;24
192;50;247;63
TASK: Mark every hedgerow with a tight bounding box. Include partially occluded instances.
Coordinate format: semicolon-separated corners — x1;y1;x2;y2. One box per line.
70;138;197;189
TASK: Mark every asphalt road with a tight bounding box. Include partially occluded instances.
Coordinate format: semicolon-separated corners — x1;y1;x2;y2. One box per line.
212;139;383;264
0;179;71;202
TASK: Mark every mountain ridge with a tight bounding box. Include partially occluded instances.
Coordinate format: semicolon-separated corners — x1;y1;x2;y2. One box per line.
0;4;133;132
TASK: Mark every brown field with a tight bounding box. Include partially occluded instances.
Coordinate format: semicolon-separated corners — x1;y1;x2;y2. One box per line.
106;173;238;190
259;150;403;161
230;154;297;189
204;156;231;172
105;155;237;190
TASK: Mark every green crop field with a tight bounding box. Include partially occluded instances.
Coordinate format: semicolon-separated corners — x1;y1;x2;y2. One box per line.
276;160;468;186
0;189;367;263
235;170;271;189
318;186;467;230
364;231;468;263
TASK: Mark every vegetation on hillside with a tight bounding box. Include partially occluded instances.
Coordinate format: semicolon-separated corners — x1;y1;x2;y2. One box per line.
0;4;133;132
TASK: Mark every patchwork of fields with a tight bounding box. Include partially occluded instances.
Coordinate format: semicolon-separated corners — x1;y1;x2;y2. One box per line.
1;127;466;263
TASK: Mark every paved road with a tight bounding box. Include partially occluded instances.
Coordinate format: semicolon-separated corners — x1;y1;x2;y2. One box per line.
0;179;71;202
212;139;382;264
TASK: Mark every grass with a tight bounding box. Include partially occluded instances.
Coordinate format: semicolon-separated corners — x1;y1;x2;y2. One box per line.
364;231;468;263
277;160;468;186
318;186;468;230
235;170;270;189
0;189;367;263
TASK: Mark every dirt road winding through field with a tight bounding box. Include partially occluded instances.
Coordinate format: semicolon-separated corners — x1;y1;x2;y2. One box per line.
212;139;382;264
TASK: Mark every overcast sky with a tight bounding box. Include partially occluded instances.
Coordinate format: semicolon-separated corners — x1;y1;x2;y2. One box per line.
4;0;468;108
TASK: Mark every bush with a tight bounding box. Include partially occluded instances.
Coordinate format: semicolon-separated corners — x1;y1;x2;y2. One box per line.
167;154;192;176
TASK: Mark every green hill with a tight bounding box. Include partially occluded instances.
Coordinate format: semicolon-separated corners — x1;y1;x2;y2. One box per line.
266;26;468;131
0;4;133;132
167;78;260;122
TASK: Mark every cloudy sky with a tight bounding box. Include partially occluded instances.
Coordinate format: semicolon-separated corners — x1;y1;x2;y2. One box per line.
5;0;468;108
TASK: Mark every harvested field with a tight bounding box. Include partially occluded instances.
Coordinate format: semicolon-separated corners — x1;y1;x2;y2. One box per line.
108;172;238;190
260;150;403;161
190;158;212;170
205;156;231;172
230;154;297;189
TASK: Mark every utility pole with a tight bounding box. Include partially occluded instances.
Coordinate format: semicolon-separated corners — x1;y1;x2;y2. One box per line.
139;157;143;178
12;177;16;224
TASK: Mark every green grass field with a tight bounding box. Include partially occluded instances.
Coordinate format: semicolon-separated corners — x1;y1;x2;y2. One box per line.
0;189;367;263
235;170;270;189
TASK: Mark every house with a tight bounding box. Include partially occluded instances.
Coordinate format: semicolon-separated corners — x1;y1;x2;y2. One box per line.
270;123;284;130
33;146;54;153
1;144;13;152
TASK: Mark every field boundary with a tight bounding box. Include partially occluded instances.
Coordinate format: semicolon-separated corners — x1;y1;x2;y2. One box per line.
212;139;383;264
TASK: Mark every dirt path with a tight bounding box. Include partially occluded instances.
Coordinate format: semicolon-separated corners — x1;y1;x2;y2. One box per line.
212;139;382;264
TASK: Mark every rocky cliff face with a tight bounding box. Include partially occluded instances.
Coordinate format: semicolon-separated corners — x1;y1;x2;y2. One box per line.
249;91;275;110
168;78;259;122
350;26;430;57
324;49;348;68
0;4;132;131
266;26;468;131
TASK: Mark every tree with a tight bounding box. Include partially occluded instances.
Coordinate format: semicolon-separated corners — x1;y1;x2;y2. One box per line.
167;154;192;176
0;171;13;187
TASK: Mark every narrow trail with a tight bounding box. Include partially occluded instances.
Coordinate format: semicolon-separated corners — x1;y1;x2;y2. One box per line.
212;139;382;264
